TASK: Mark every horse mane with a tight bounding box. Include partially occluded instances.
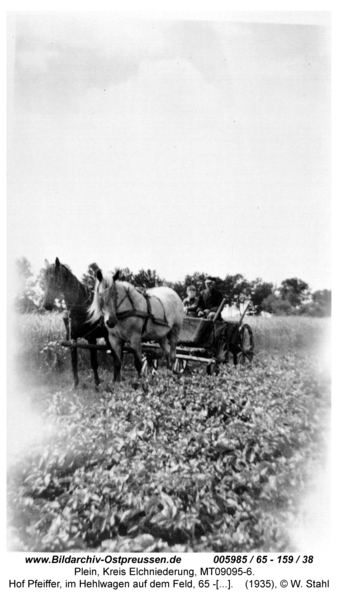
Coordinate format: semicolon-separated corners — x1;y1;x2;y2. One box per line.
87;271;113;324
87;272;134;324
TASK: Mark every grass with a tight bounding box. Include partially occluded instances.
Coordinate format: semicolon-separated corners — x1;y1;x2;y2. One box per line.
13;312;331;379
15;312;330;353
245;316;330;355
19;311;66;343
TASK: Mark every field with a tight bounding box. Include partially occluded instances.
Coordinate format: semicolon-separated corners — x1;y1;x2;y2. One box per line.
7;314;331;552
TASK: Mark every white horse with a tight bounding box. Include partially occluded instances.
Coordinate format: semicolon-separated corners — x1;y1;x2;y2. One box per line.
88;270;184;381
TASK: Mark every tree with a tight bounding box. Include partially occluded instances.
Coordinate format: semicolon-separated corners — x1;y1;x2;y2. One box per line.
14;257;41;312
221;274;251;305
279;278;310;306
312;289;331;310
81;263;101;293
261;294;293;315
299;289;332;317
117;267;134;283
132;269;164;289
168;279;185;299
250;279;274;314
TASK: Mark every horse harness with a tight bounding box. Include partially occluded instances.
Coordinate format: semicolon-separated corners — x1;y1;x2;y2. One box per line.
114;287;169;334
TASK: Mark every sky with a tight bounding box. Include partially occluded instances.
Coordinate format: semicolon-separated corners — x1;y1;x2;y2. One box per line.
7;11;331;291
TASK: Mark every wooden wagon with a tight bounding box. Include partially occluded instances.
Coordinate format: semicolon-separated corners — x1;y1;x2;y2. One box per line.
140;300;254;376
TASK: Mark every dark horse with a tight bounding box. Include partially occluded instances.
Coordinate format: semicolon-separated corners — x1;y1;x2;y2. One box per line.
43;258;110;387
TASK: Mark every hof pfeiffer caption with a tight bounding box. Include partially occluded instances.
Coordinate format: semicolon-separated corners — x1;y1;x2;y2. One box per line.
7;554;331;593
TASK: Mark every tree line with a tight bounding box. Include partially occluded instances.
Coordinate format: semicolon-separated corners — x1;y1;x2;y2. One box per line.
14;257;331;317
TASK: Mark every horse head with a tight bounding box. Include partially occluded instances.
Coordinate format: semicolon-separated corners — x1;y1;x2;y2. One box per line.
42;257;65;310
100;270;120;328
89;269;120;328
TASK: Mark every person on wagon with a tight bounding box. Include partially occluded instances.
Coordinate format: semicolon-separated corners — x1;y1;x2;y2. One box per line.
197;277;223;320
183;285;200;316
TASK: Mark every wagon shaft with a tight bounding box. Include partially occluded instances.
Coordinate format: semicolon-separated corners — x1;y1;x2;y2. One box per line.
61;341;109;351
175;354;215;364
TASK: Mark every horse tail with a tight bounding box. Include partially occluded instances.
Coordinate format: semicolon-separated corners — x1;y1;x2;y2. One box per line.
87;280;102;324
170;290;184;330
172;294;184;335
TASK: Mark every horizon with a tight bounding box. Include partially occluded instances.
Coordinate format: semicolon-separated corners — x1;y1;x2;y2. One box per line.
16;254;331;294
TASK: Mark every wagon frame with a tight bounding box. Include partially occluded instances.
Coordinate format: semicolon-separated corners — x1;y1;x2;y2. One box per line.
140;298;254;376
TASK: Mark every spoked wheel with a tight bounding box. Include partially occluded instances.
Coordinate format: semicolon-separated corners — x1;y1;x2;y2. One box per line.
141;356;158;376
236;324;254;364
173;358;188;374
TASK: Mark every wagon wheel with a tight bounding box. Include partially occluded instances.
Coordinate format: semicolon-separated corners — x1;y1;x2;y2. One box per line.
141;356;158;376
215;334;230;365
236;324;254;364
173;358;188;374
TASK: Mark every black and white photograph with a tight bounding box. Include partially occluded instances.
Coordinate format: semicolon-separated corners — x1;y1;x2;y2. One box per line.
6;7;332;577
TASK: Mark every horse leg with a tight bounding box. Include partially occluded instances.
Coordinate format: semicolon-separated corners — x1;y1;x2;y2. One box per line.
108;335;124;382
89;348;100;387
70;345;79;387
158;336;171;370
129;335;143;378
167;328;179;370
